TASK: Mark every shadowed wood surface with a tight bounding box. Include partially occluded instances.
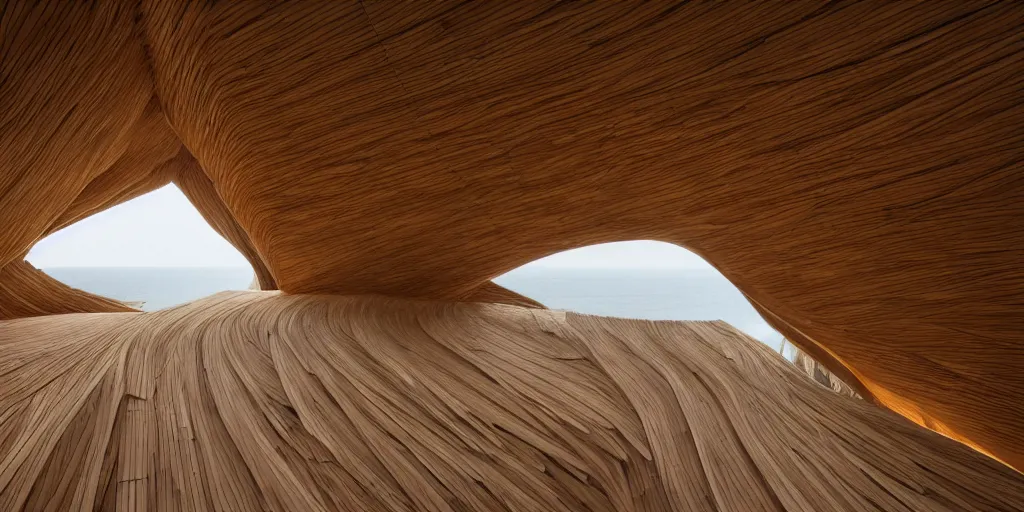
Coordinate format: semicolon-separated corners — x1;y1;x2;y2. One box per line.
794;348;861;399
2;0;1023;481
743;296;875;402
1;292;1021;511
0;1;154;269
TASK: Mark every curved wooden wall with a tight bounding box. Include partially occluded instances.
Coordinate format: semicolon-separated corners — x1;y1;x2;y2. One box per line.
2;0;1022;475
172;150;278;291
1;293;1021;511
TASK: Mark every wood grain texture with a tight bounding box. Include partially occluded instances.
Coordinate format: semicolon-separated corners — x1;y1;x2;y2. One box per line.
794;349;861;399
1;292;1020;511
43;100;180;237
460;281;544;309
0;260;136;320
172;150;278;291
140;1;1024;465
744;295;875;402
2;0;1023;479
0;1;153;268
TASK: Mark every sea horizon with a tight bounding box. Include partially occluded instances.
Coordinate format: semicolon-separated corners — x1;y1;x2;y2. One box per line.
41;265;785;351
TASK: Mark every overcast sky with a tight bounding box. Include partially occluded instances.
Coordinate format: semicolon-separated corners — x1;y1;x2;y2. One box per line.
27;184;712;270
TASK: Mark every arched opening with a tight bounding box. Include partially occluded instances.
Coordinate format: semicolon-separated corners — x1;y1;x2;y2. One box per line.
26;184;254;310
494;241;793;356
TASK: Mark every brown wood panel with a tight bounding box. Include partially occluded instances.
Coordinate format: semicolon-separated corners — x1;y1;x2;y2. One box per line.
460;281;544;309
1;292;1020;511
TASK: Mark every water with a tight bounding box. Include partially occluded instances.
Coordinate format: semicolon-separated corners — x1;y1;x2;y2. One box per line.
41;266;783;348
43;267;254;311
496;267;783;347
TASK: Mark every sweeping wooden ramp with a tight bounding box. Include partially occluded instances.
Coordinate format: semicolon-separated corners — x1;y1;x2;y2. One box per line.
0;292;1020;511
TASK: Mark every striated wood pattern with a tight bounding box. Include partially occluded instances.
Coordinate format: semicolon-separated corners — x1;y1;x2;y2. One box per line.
2;0;1023;487
41;100;180;238
136;1;1024;466
743;295;875;402
459;281;544;309
0;260;136;320
1;292;1021;511
794;349;861;399
172;151;278;291
0;1;154;269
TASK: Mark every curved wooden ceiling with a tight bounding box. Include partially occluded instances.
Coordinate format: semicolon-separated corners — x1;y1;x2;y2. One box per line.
2;1;1022;470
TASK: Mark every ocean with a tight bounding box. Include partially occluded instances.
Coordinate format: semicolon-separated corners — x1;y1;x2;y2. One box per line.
42;266;784;350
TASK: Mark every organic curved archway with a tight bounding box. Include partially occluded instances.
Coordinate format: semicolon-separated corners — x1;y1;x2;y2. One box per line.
494;240;877;401
27;184;255;310
1;2;1022;507
494;241;784;343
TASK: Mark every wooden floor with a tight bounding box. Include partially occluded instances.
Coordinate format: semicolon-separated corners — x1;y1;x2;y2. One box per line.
1;292;1019;511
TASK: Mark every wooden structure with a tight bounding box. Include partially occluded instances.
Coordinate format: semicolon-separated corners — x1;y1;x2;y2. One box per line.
1;2;1022;509
2;293;1022;511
